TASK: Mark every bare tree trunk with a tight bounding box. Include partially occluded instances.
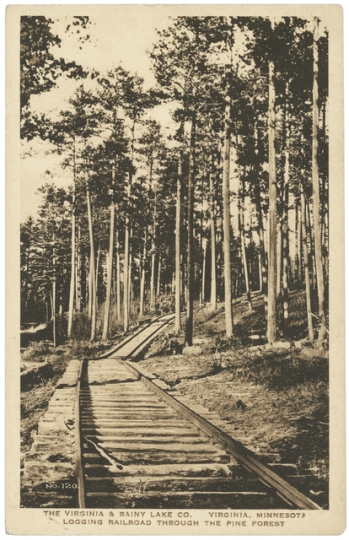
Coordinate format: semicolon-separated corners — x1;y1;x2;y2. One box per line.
88;265;92;319
254;125;267;313
157;256;161;298
306;202;317;290
184;114;195;346
222;79;233;337
150;181;157;311
209;172;217;310
174;152;182;335
128;225;133;316
297;199;303;281
202;239;207;304
294;202;300;283
67;144;76;338
75;224;81;312
95;244;100;309
150;249;156;310
301;186;314;340
102;163;116;341
239;187;253;311
116;229;121;320
139;230;147;317
267;23;278;344
276;221;282;297
312;17;326;340
86;172;96;341
52;240;56;348
281;201;289;325
124;174;131;332
282;88;290;334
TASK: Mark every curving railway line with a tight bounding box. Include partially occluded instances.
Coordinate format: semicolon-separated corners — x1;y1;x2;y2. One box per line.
75;313;321;510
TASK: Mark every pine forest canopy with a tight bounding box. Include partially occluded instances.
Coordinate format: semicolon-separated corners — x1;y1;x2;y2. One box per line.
20;15;329;347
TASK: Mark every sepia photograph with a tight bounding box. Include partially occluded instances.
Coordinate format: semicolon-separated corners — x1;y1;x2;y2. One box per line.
6;3;345;535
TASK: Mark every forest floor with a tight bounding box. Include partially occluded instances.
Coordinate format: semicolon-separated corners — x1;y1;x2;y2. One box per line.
20;289;329;506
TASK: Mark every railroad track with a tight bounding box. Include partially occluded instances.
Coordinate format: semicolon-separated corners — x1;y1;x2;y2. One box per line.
76;313;321;510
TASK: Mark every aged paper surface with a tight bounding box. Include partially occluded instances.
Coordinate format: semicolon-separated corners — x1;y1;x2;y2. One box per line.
6;3;344;535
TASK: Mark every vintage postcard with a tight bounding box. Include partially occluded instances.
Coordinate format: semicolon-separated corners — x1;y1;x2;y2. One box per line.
6;3;345;535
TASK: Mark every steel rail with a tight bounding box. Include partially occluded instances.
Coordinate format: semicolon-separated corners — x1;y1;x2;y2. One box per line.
97;313;175;359
75;358;86;508
123;360;321;511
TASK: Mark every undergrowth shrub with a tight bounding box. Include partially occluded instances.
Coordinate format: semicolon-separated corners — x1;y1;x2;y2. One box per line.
156;294;175;315
156;334;183;356
71;312;91;341
223;351;329;391
21;341;53;362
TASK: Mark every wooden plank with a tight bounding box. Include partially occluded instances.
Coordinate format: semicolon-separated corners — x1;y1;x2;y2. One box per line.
80;411;179;419
85;492;273;510
82;442;220;452
79;435;205;444
80;404;169;410
83;463;235;476
85;476;265;493
80;421;184;427
81;426;197;434
82;450;229;465
79;398;162;405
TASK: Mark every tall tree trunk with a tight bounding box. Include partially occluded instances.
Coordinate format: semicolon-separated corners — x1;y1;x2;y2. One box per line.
95;243;101;309
150;186;157;310
88;265;92;319
267;23;278;344
306;202;317;290
239;183;253;311
312;17;326;340
150;251;156;310
184;114;196;346
67;143;76;338
282;87;290;334
124;174;131;332
128;226;133;317
157;256;161;298
75;224;81;312
222;79;233;337
257;200;267;306
209;172;217;310
276;221;282;297
116;229;121;320
86;176;96;341
124;121;135;332
139;230;147;317
52;242;56;348
199;176;204;306
174;151;182;335
202;239;207;304
297;198;303;281
301;186;314;340
102;163;116;341
254;125;267;313
294;201;300;284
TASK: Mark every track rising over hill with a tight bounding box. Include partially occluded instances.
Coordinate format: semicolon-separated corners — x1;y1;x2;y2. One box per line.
76;313;320;510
